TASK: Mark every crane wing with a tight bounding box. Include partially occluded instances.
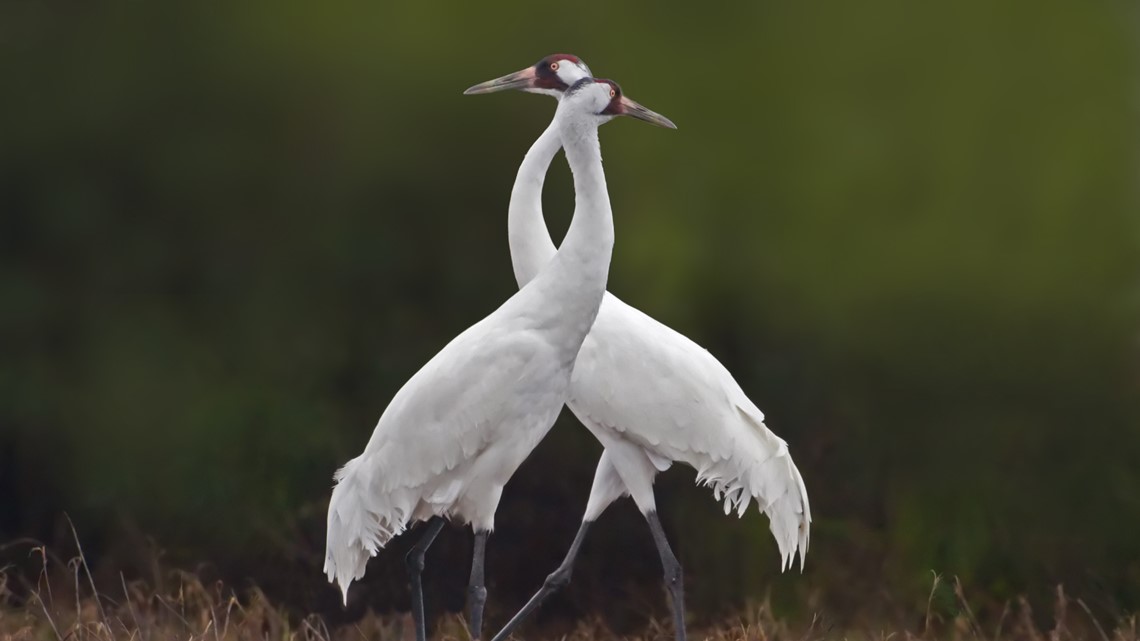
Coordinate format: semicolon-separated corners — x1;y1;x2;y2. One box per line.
325;314;562;596
570;292;811;569
356;317;557;495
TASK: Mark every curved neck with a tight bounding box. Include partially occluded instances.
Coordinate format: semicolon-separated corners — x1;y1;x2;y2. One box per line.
507;121;561;288
517;104;613;356
557;117;612;261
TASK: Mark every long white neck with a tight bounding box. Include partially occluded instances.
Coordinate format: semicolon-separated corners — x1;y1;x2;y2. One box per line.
507;121;560;288
555;111;613;281
518;104;613;361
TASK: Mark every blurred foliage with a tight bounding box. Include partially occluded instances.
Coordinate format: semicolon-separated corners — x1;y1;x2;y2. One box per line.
1;0;1138;630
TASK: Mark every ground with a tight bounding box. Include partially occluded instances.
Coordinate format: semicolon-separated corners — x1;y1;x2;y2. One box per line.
1;553;1136;641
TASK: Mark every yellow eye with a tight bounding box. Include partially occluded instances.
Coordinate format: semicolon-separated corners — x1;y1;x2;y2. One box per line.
550;61;559;71
610;88;616;98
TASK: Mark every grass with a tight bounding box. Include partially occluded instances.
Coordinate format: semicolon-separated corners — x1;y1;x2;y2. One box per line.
0;532;1136;641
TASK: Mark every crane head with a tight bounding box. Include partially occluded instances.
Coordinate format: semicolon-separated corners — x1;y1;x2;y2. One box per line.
567;78;676;130
463;54;593;97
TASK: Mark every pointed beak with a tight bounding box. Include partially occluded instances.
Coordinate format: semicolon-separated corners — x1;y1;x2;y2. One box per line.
463;67;538;95
620;96;677;129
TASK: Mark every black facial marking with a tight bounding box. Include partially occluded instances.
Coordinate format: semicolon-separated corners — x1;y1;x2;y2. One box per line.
565;77;595;96
533;53;586;91
534;55;567;90
598;79;623;115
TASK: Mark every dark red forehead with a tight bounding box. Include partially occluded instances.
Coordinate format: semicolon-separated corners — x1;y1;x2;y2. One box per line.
534;53;587;91
595;78;622;96
595;78;624;115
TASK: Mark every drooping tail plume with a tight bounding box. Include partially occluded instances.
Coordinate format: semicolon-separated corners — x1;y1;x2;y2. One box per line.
323;456;414;604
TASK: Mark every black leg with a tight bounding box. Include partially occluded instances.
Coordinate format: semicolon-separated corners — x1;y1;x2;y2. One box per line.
646;511;686;641
405;517;445;641
490;520;592;641
467;530;489;639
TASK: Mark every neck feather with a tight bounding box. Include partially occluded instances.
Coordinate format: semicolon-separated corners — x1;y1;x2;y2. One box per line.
507;121;561;288
514;106;613;360
557;114;612;271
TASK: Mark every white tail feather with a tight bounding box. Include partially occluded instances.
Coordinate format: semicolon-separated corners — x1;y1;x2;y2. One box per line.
324;456;416;604
694;434;811;573
763;455;811;571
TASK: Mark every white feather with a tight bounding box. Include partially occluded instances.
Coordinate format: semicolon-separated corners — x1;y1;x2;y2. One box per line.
509;112;811;573
325;82;621;602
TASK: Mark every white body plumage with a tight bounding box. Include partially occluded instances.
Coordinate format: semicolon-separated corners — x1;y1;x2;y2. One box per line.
510;118;811;570
324;82;618;602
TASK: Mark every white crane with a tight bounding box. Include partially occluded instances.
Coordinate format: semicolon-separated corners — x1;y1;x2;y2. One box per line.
324;73;675;641
465;55;811;641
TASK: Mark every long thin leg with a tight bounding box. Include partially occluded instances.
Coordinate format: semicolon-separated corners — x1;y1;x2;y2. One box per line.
646;511;686;641
405;517;445;641
490;520;592;641
467;530;490;640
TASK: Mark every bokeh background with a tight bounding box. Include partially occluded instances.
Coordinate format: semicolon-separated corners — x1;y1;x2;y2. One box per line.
2;0;1138;634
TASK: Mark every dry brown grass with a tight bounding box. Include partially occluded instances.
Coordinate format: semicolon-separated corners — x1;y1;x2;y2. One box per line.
0;536;1135;641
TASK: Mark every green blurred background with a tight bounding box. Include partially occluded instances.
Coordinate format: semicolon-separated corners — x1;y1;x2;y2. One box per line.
2;0;1138;632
